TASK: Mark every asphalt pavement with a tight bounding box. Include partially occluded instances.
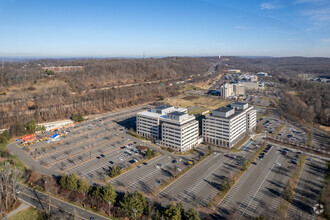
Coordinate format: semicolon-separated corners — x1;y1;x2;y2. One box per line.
217;145;293;219
16;183;109;220
287;158;326;220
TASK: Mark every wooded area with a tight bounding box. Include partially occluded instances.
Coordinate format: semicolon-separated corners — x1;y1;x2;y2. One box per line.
0;57;214;128
221;56;330;126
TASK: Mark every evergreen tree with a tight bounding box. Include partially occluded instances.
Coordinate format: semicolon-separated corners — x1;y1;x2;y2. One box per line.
66;174;78;191
78;179;90;193
120;191;146;219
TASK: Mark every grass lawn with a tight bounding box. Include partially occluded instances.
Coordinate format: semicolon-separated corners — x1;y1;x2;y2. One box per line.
166;96;230;110
9;207;46;220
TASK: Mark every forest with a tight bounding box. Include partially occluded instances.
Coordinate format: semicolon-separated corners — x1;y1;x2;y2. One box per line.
0;57;214;128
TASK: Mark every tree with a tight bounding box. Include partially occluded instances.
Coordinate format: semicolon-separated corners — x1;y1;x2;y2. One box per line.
24;119;37;133
151;149;156;157
221;177;231;192
120;191;146;219
78;179;89;193
146;148;152;159
163;203;181;220
72;114;84;123
90;185;102;199
66;174;78;191
208;145;213;154
152;209;161;220
9;123;26;137
184;208;200;220
60;175;67;189
110;165;121;178
102;183;117;216
0;130;11;143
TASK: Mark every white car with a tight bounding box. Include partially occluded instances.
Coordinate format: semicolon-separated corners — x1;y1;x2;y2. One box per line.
275;162;281;166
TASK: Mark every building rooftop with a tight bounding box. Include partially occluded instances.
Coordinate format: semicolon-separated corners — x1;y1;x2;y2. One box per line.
167;111;186;116
214;107;233;113
153;105;172;110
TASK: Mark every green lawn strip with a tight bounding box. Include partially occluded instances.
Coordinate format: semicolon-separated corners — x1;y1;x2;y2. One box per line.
207;142;267;209
154;153;211;194
273;124;286;137
8;207;46;220
188;107;209;116
232;136;250;150
127;130;147;141
276;154;306;218
184;85;202;92
257;112;269;121
306;132;313;147
320;161;330;219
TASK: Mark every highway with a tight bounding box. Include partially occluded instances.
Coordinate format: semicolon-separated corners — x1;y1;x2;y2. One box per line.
218;145;293;219
287;158;326;220
16;183;109;220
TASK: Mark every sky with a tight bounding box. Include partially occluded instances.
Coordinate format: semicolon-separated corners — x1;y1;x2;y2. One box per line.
1;0;330;57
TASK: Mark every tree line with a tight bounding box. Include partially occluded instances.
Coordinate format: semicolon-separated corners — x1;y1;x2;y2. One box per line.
0;57;215;128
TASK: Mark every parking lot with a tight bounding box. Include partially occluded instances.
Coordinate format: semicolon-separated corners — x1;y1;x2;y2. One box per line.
217;144;297;219
16;105;153;181
287;158;326;220
258;116;307;145
110;154;188;194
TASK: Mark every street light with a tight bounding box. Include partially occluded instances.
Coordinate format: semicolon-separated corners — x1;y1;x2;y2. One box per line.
108;201;111;216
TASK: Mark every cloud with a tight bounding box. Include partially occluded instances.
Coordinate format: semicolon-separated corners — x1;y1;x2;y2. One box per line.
260;2;281;10
295;0;324;4
321;38;330;43
302;7;330;22
233;25;249;29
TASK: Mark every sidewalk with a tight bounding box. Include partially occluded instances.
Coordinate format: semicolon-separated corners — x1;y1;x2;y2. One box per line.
2;202;30;220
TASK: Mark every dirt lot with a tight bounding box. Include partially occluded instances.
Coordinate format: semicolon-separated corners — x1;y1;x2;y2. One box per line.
166;95;230;110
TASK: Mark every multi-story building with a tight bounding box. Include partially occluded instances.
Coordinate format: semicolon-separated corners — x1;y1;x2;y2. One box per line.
239;81;264;90
136;105;198;152
202;102;256;148
221;83;246;98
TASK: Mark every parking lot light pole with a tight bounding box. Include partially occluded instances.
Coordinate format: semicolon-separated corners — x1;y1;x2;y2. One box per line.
108;201;111;216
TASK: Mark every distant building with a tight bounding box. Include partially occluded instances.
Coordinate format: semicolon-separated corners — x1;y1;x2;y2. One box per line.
42;66;83;73
239;81;264;90
233;84;245;96
202;102;256;148
239;74;258;82
38;119;74;131
136;105;199;152
257;72;268;77
220;83;234;98
221;83;245;98
227;69;241;73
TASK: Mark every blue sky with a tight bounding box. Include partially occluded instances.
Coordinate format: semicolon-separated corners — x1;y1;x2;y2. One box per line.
1;0;330;57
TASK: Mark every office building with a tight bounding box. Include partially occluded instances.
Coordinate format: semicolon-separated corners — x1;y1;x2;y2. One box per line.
136;105;198;152
202;102;256;148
